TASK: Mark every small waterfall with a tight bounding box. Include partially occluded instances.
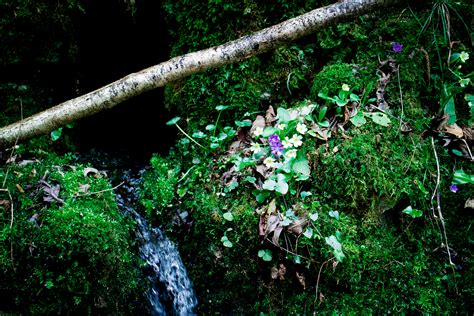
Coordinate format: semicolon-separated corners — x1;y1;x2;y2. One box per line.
116;169;198;315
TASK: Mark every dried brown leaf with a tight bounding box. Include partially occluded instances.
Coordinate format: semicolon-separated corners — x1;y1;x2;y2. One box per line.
0;200;11;209
288;218;308;235
272;225;283;247
400;122;413;133
258;214;266;237
83;167;99;177
265;106;276;125
250;115;265;138
271;267;279;280
227;140;242;155
443;124;464;138
296;271;306;290
15;184;24;193
265;215;280;237
267;199;276;215
465;198;474;209
78;184;90;193
255;164;271;178
278;264;286;280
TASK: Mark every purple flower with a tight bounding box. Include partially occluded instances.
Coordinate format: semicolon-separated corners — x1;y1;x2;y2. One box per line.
449;184;459;193
392;42;403;53
268;134;284;156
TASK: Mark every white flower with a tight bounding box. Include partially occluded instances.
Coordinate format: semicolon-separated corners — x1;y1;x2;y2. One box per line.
250;142;261;153
276;123;287;130
290;134;303;148
285;149;297;159
460;51;469;63
341;84;350;91
263;157;275;168
253;126;264;137
282;137;293;149
459;78;471;88
296;122;308;135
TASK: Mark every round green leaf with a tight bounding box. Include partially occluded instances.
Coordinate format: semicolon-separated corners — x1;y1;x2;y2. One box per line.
166;117;181;125
223;212;234;221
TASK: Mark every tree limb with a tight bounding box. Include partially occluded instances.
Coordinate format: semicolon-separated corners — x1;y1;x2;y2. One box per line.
0;0;402;148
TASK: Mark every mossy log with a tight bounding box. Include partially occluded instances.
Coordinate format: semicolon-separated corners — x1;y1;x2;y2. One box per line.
0;0;402;148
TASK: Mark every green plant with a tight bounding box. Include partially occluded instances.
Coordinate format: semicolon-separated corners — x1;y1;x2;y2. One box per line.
0;150;143;313
140;155;180;221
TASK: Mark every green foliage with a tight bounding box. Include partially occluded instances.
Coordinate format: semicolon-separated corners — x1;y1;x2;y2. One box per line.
151;1;473;314
0;150;143;313
311;63;368;100
140;155;180;221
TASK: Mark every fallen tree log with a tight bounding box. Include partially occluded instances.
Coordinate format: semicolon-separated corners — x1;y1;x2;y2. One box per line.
0;0;402;148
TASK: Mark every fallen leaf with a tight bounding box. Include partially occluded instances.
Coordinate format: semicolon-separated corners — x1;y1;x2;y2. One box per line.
465;198;474;209
227;140;242;155
296;271;306;290
255;164;272;178
267;199;276;215
83;167;99;177
271;267;279;280
288;218;308;235
39;180;65;205
265;106;277;125
15;184;24;193
258;214;266;237
400;122;413;133
265;215;280;237
17;159;39;167
0;200;11;209
278;263;286;280
78;184;90;193
272;225;283;247
249;115;265;137
443;124;464;138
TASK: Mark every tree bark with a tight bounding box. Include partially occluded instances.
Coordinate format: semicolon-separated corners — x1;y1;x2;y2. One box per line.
0;0;402;148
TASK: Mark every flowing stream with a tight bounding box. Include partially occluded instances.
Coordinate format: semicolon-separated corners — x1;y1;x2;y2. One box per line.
116;169;198;315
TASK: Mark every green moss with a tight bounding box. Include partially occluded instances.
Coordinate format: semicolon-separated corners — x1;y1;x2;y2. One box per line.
0;149;144;314
139;154;180;221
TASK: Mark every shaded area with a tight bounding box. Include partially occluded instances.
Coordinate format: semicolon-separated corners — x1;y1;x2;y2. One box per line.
74;0;175;161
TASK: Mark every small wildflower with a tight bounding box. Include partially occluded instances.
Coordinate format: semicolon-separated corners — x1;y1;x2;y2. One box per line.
460;51;469;63
296;122;308;135
268;134;284;156
263;157;275;168
290;134;303;148
392;42;403;53
282;137;293;149
250;142;261;153
285;149;297;159
253;126;264;137
459;78;471;88
449;184;459;193
276;123;287;130
341;84;350;91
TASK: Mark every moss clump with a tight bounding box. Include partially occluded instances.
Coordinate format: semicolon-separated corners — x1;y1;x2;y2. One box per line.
0;149;144;314
310;63;364;99
313;124;433;219
140;154;180;222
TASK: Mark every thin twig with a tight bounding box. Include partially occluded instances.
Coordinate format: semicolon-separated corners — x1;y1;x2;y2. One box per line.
460;139;473;161
314;258;335;307
72;181;125;198
264;237;308;260
397;64;404;132
430;137;454;266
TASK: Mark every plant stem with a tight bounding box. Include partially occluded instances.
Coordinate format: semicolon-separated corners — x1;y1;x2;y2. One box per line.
430;137;454;266
175;124;205;149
